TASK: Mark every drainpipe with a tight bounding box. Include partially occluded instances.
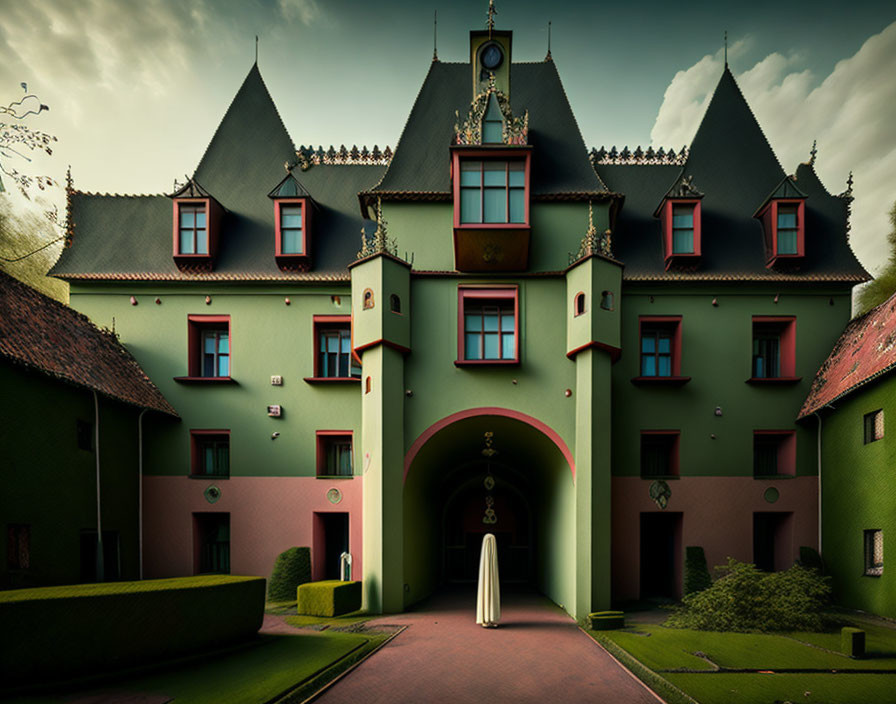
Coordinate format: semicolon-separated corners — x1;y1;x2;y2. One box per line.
814;411;822;558
138;408;147;580
93;391;104;582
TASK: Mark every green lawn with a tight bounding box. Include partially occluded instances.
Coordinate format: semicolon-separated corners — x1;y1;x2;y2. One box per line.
667;673;896;704
7;631;381;704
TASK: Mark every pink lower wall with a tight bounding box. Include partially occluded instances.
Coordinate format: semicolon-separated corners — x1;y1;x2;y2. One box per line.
612;476;818;601
142;477;362;583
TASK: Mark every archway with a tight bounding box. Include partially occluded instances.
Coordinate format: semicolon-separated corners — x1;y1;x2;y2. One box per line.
403;408;576;613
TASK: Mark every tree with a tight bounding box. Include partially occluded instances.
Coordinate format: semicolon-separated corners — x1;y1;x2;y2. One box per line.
0;83;56;197
856;199;896;315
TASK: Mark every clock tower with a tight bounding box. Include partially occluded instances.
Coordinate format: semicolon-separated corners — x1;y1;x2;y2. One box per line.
470;2;512;97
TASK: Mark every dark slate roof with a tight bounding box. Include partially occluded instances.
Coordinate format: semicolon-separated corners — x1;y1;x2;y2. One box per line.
0;270;177;415
51;64;383;282
799;292;896;418
598;67;869;283
368;60;608;198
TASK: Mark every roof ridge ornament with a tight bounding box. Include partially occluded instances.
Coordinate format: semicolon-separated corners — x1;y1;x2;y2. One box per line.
454;74;528;146
487;0;497;36
667;172;704;199
546;21;552;61
357;198;399;260
809;139;817;166
570;201;612;264
591;145;687;165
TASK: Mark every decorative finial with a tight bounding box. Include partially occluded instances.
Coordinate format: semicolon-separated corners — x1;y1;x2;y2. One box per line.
724;30;728;67
255;35;258;64
487;0;497;35
846;171;854;196
433;10;438;61
570;201;612;264
546;21;552;61
809;139;817;166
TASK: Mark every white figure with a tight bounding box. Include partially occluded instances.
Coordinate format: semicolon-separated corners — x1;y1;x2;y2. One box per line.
476;533;500;628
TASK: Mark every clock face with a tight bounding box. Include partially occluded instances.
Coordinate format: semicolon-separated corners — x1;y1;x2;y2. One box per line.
481;44;503;70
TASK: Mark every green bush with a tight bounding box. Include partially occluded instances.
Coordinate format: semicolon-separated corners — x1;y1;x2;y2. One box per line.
0;576;265;686
665;558;831;632
683;546;712;595
841;627;866;658
589;611;625;630
298;580;361;617
798;545;825;573
268;547;311;601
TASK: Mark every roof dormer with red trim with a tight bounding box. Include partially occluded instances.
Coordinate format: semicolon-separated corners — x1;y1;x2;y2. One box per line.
268;171;313;272
654;172;703;270
170;178;224;273
753;176;807;267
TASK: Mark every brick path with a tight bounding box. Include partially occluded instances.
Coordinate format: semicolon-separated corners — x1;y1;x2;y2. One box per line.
313;587;663;704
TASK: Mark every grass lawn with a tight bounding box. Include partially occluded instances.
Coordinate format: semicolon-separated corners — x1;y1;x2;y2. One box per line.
589;613;896;704
7;631;385;704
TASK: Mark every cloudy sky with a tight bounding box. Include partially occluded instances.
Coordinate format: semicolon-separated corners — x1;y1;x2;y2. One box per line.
2;0;894;273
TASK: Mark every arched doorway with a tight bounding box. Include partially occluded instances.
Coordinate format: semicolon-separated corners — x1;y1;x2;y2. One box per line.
403;408;575;612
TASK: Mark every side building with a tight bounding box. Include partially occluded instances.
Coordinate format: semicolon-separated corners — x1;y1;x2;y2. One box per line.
50;15;867;617
800;293;896;620
0;271;177;588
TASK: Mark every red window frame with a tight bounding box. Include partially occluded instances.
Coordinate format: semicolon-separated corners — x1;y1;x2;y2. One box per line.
274;197;310;258
660;199;701;266
640;431;680;478
751;316;796;381
186;315;231;379
311;315;361;380
456;286;520;366
190;430;231;478
759;199;805;265
636;316;683;379
316;430;354;478
172;198;221;265
451;149;532;229
574;292;586;317
753;430;796;477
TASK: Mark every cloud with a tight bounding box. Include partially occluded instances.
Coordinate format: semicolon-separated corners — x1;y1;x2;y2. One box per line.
278;0;319;26
650;22;896;276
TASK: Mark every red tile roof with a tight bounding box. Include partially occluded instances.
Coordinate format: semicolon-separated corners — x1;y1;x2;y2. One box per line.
0;271;177;416
799;292;896;419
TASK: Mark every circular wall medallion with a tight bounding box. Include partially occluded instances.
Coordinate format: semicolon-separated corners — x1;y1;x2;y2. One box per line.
204;485;221;504
764;487;780;504
480;43;503;70
327;488;343;505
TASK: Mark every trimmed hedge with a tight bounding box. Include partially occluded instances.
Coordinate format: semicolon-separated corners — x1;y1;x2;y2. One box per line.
842;627;866;658
0;575;265;685
298;580;361;617
798;545;825;573
589;610;625;630
268;547;311;601
683;546;711;595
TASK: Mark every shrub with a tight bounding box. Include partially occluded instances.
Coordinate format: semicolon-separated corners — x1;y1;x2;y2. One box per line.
665;558;831;632
298;580;361;617
268;547;311;602
589;611;625;630
683;546;712;595
798;545;825;573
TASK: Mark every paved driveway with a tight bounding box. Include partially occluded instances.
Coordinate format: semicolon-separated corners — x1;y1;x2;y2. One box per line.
313;587;662;703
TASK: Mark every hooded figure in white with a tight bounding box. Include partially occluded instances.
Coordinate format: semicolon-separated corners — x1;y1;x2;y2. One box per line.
476;533;500;627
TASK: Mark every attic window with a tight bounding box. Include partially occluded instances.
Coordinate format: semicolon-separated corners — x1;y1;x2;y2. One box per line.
659;199;702;266
755;184;806;266
279;204;303;254
178;204;207;254
482;94;503;144
171;192;222;272
274;198;311;269
776;205;799;255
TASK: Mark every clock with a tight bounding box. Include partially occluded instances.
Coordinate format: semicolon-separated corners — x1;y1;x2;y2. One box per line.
481;43;503;71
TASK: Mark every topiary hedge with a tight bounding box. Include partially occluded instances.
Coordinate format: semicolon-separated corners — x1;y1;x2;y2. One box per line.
268;547;311;602
666;558;831;632
589;611;625;630
298;580;361;617
0;575;265;686
683;546;712;595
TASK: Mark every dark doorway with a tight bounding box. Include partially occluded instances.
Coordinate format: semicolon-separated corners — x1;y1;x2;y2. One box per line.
79;530;121;582
193;513;230;574
321;513;349;580
753;512;792;572
640;512;681;600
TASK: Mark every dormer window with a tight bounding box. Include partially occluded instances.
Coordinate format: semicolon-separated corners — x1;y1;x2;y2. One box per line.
672;204;696;254
170;179;223;272
754;176;807;267
654;173;703;270
269;172;313;271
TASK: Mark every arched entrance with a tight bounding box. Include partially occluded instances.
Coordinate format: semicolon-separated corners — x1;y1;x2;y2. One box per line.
403;408;576;613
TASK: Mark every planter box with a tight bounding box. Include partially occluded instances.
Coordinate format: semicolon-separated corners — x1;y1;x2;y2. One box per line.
298;580;361;617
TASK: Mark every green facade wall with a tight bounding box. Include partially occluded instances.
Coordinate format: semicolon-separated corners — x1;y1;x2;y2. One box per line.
0;363;143;587
821;377;896;619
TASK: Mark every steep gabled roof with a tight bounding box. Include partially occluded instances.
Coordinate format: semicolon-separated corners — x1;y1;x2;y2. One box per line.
753;175;808;216
800;293;896;419
268;172;311;199
598;67;869;283
0;271;177;416
368;60;606;198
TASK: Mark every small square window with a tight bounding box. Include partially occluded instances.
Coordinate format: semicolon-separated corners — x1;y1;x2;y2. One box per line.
317;432;353;478
191;431;230;477
457;287;519;364
177;203;208;255
188;315;231;379
314;317;361;379
640;432;679;478
7;524;30;570
753;431;796;477
864;409;884;444
76;419;94;452
751;317;796;379
864;529;883;576
639;318;681;378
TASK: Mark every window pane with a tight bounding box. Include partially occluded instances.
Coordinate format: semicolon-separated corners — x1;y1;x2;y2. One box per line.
179;229;194;254
460;188;481;223
483;311;499;332
204;446;214;473
483;121;502;144
642;356;656;376
509;188;525;223
657;336;671;354
195;211;206;228
483;333;499;359
281;207;302;228
672;209;693;228
218;444;229;474
196;229;208;254
483;188;506;223
465;313;482;332
218;333;229;353
672;229;693;254
658;356;671;377
777;210;797;229
465;333;481;359
777;230;798;255
460;162;481;186
204;333;217;353
283;229;302;254
203;353;215;377
341;334;350;354
641;336;655;353
180;211;195;227
502;333;514;359
508;163;525;187
327;335;339;353
218;355;229;377
501;313;514;333
483;163;506;187
338;354;348;378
